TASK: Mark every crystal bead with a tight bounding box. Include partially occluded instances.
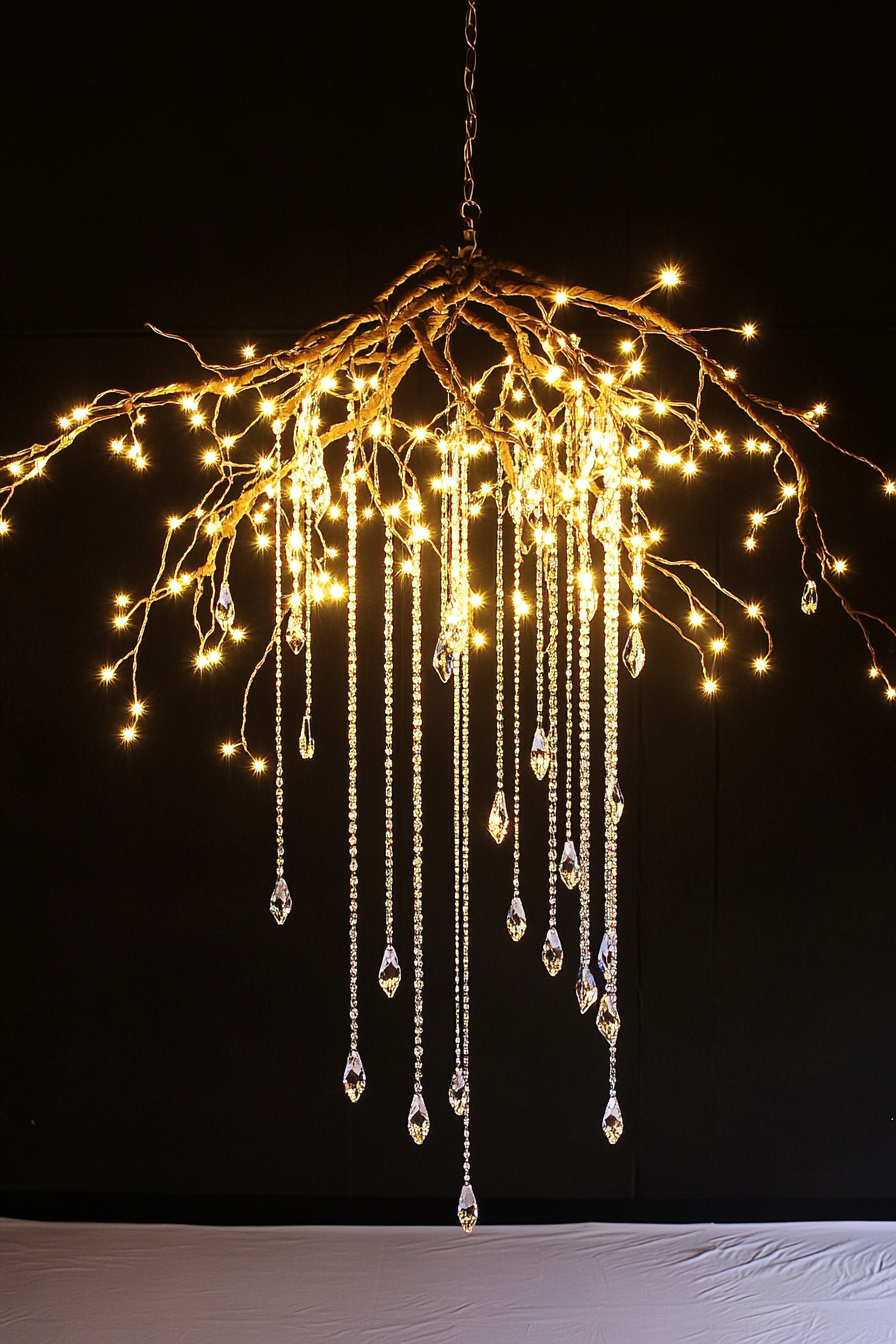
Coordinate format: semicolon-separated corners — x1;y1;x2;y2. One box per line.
597;930;616;981
269;877;291;924
608;779;624;825
622;625;645;678
407;1092;430;1144
343;1049;366;1102
576;963;598;1013
488;789;510;843
529;725;549;780
457;1181;478;1234
597;991;621;1044
298;714;315;759
378;945;401;998
215;580;234;633
558;839;580;888
448;1068;469;1116
433;631;453;683
286;611;305;654
801;579;818;615
506;895;527;941
602;1093;624;1144
542;927;563;975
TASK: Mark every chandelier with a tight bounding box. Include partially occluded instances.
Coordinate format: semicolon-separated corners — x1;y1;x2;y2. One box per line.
1;4;893;1233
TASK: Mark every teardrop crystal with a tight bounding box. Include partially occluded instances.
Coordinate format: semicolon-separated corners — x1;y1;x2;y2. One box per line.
378;945;401;998
529;725;549;780
558;839;580;889
542;927;563;975
433;631;453;683
583;587;599;623
215;580;235;633
343;1049;366;1103
407;1091;431;1144
622;625;645;678
286;610;305;654
608;779;624;825
488;788;510;843
269;877;292;924
801;579;818;615
597;991;621;1044
298;714;315;759
457;1181;478;1233
576;962;598;1013
602;1093;624;1144
506;895;527;941
448;1068;469;1116
597;930;616;982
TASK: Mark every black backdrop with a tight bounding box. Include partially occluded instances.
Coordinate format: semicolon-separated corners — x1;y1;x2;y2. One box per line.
2;2;894;1224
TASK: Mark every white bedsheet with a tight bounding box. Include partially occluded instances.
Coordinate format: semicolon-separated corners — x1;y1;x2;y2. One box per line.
1;1217;893;1343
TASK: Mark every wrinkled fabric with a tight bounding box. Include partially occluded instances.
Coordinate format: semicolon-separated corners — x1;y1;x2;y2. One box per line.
1;1218;893;1342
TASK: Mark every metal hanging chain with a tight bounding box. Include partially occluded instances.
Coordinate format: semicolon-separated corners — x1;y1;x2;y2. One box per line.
460;0;481;253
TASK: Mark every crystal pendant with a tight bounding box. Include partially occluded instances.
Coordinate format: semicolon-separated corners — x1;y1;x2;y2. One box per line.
408;1092;431;1144
622;625;645;678
488;789;510;843
433;631;453;683
529;725;549;780
448;1068;469;1116
602;1093;624;1144
597;930;616;981
269;877;291;924
457;1181;478;1234
215;580;235;633
343;1049;366;1102
298;714;315;759
576;963;598;1013
801;579;818;615
597;991;621;1044
542;927;563;975
608;779;624;825
506;895;527;941
378;945;401;998
583;587;599;623
286;611;305;654
558;839;580;889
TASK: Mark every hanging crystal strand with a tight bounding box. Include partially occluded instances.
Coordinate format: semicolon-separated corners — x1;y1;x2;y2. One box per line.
599;508;623;1142
451;444;472;1117
623;480;646;679
269;421;292;926
575;524;597;1012
542;540;562;974
434;440;453;682
529;538;549;780
299;503;315;759
488;459;509;843
342;436;366;1103
407;536;430;1142
378;525;400;997
449;566;465;1113
506;512;527;940
459;446;475;1230
559;513;580;889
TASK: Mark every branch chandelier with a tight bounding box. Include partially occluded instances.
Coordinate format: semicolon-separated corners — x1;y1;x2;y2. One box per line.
2;3;894;1232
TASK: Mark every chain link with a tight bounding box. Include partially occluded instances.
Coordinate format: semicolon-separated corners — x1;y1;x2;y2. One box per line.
460;0;481;251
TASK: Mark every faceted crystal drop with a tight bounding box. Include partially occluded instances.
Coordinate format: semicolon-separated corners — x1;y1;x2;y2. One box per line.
298;714;315;760
542;927;563;975
378;945;401;998
506;895;527;941
801;579;818;615
576;963;598;1013
608;779;624;825
269;877;292;924
215;580;235;634
457;1181;479;1234
602;1093;624;1144
597;991;621;1044
558;839;580;889
407;1092;431;1144
583;588;600;623
488;789;510;843
597;930;616;982
286;611;305;654
433;632;454;683
342;1049;366;1103
529;725;549;781
448;1068;469;1116
622;625;646;678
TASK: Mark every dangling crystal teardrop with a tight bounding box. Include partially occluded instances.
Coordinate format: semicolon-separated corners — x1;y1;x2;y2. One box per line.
558;839;580;888
801;579;818;615
542;927;563;975
622;625;645;678
530;725;549;780
448;1068;469;1116
299;714;315;759
506;896;527;941
433;632;453;682
602;1093;624;1144
458;1181;478;1233
488;789;510;843
597;991;621;1044
269;877;291;925
378;945;401;998
597;930;616;982
343;1050;366;1102
407;1092;430;1144
576;963;598;1013
215;580;235;633
608;779;624;825
286;610;305;654
583;587;599;623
